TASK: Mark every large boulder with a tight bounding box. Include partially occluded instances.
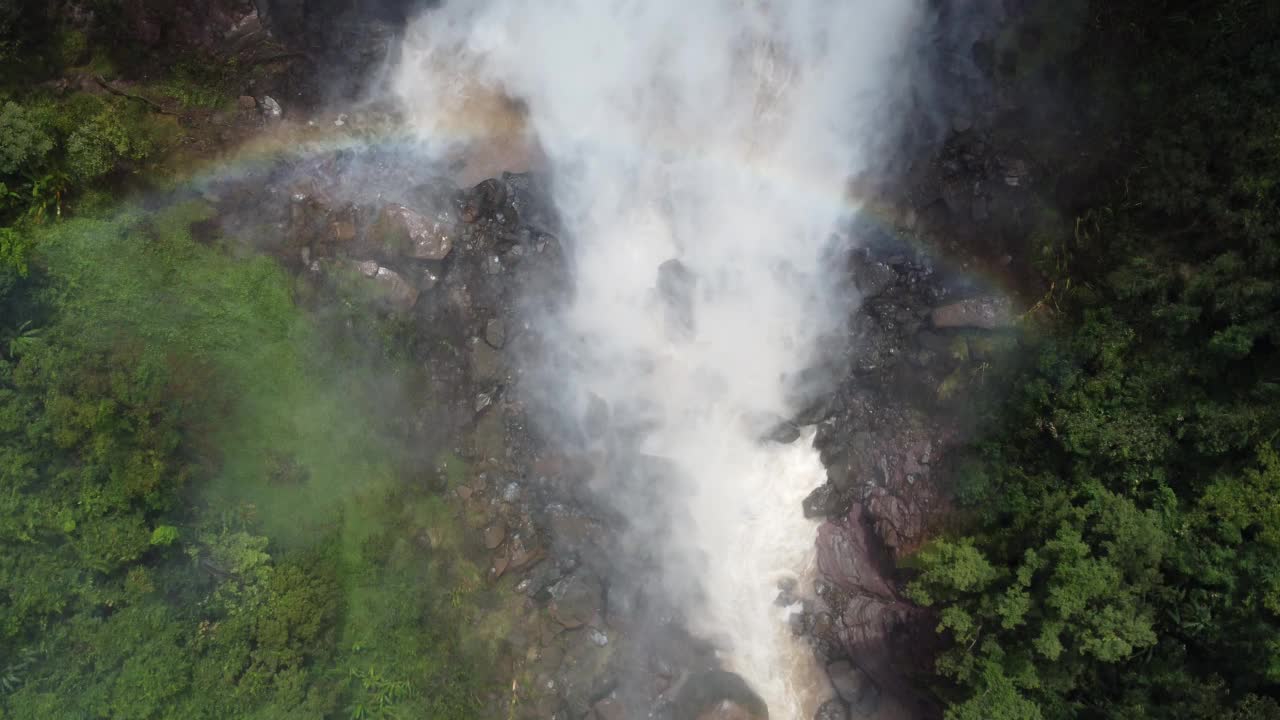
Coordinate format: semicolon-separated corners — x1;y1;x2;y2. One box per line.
673;671;768;720
549;572;603;629
341;260;418;313
815;506;895;598
850;253;898;300
373;203;454;260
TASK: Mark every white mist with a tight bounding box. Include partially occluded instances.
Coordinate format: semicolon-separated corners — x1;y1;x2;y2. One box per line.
392;2;920;716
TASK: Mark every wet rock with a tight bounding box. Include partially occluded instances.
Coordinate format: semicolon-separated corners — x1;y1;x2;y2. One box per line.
839;594;910;654
258;95;282;121
930;295;1013;329
501;482;521;503
285;186;337;249
483;520;507;550
491;553;509;577
406;263;440;291
547;507;603;550
815;507;895;598
674;671;768;720
790;607;814;636
848;314;903;375
374;203;454;260
593;697;626;720
826;660;880;717
850;254;898;300
335;260;418;313
864;487;925;557
237;95;257;110
802;483;844;519
550;572;603;629
555;632;615;717
457;178;508;223
485;318;507;348
372;266;419;313
497;534;543;577
328;205;358;244
469;337;506;383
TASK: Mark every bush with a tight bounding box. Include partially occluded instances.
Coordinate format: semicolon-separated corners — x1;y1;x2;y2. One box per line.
915;1;1280;717
0;101;52;176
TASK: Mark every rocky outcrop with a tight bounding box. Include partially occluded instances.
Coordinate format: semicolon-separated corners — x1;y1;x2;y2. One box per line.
795;142;1030;716
931;294;1014;329
816;506;895;598
373;203;455;260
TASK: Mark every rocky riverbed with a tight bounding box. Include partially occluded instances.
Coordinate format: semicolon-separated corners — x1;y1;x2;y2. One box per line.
179;112;1033;719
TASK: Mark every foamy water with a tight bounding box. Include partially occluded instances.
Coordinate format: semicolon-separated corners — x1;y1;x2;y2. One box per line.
682;424;829;716
391;2;920;716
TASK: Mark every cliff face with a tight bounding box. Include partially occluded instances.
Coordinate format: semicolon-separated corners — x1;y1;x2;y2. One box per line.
254;0;422;99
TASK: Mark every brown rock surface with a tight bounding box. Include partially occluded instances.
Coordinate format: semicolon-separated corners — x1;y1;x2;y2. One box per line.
374;203;454;260
930;295;1014;329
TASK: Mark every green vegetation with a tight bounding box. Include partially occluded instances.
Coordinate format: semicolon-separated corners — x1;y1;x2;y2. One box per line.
0;205;502;719
912;2;1280;718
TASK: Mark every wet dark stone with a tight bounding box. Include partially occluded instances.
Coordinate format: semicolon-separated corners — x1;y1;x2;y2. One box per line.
802;483;845;519
671;670;768;720
457;178;509;223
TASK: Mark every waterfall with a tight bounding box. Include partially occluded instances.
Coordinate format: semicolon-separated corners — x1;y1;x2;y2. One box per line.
391;2;921;715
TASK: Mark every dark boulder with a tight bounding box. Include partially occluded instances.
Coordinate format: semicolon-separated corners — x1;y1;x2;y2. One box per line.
456;177;510;224
802;482;844;519
672;670;768;720
372;203;454;260
550;571;604;629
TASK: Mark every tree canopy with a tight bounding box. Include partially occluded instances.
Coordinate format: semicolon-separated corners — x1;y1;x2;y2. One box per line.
910;2;1280;717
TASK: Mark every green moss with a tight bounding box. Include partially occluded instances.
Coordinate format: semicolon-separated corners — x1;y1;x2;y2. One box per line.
152;58;238;110
436;450;471;488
